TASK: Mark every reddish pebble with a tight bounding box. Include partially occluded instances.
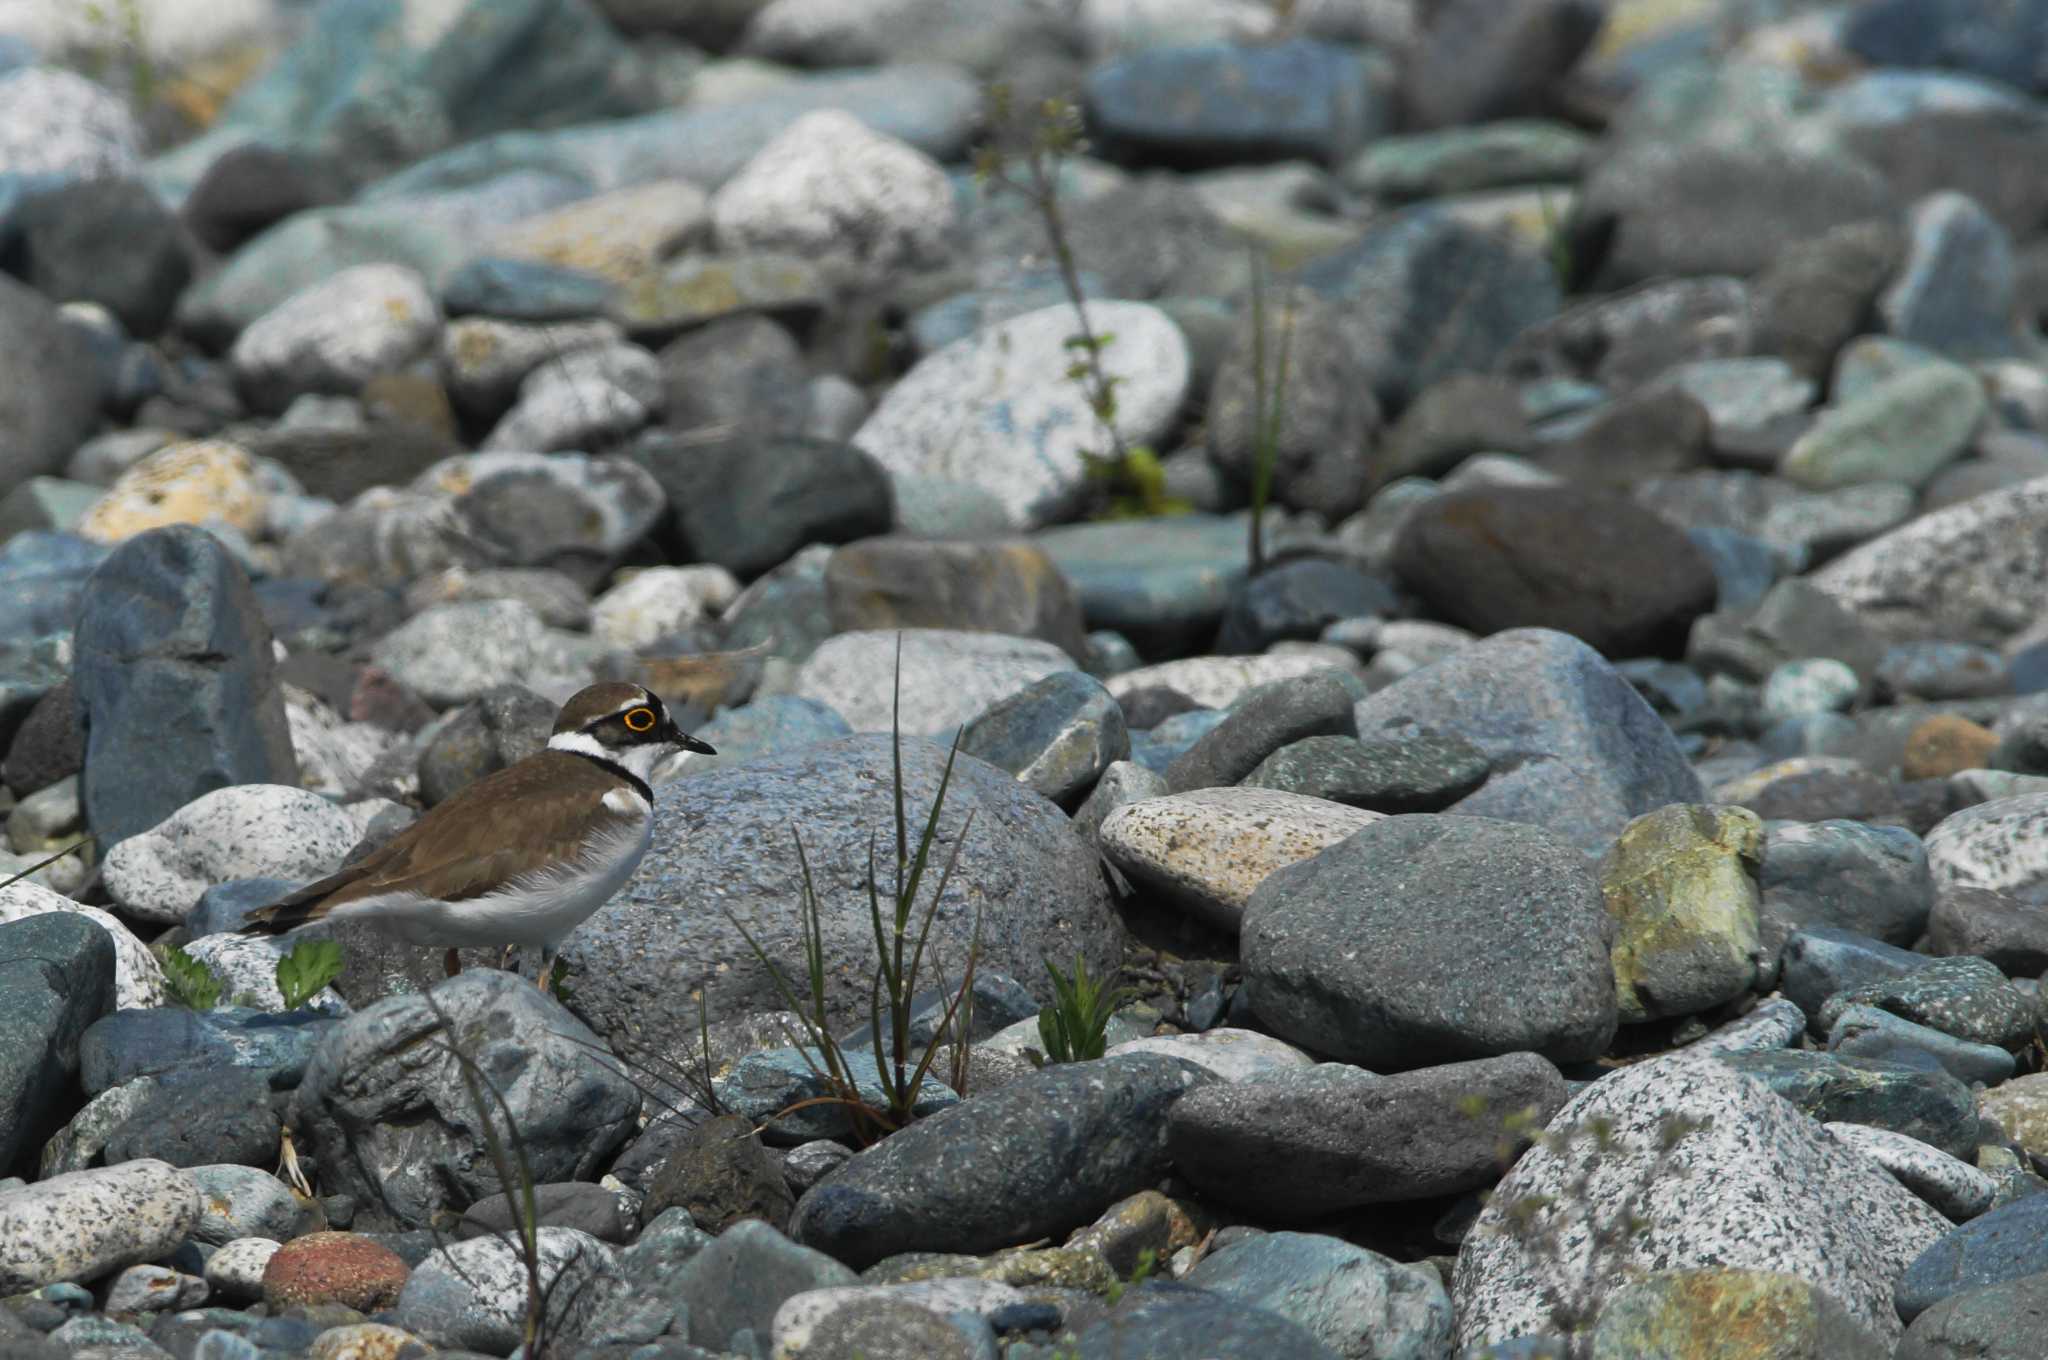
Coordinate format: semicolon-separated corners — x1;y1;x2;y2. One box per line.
262;1231;410;1312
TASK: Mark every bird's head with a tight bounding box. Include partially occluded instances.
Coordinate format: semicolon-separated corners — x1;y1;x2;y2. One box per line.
549;681;714;784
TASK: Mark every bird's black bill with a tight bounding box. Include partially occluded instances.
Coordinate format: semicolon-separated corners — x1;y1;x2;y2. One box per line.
662;719;715;755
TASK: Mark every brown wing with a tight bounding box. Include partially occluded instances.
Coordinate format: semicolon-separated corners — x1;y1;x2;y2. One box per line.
239;753;637;935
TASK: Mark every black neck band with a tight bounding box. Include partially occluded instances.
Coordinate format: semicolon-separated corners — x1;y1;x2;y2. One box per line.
564;750;653;804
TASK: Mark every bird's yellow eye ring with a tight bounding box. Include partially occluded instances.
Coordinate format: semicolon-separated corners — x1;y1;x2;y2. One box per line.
622;707;655;732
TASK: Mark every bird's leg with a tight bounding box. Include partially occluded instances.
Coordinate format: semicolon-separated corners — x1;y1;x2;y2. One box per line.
498;942;519;975
537;946;557;996
443;948;462;978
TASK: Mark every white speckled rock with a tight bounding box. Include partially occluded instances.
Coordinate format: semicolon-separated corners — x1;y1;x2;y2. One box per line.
591;565;742;651
853;300;1190;529
1759;658;1860;723
793;629;1073;733
286;695;400;800
395;1228;613;1354
1811;475;2048;642
1100;788;1384;932
203;1237;280;1303
1824;1122;1995;1223
309;1322;429;1360
1690;997;1806;1055
0;882;165;1009
1710;756;1868;805
439;317;623;416
712;109;955;278
1106;1028;1315;1083
1106;650;1357;710
479;342;663;453
183;933;349;1016
102;1261;208;1313
38;1080;156;1178
101;785;364;924
231;264;441;409
1452;1052;1950;1348
1925;793;2048;895
0;67;139;178
773;1278;1026;1357
0;1160;201;1292
370;599;605;707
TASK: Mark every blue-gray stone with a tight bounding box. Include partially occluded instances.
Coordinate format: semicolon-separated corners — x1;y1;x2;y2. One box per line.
909;268;1109;357
1896;1263;2048;1355
0;276;103;496
100;1066;280;1170
1242;727;1490;814
1033;514;1252;656
682;695;853;775
1843;0;2048;98
78;1006;337;1095
788;1053;1213;1269
73;525;298;847
1876;640;2009;701
1243;815;1618;1069
672;1219;855;1352
1815;955;2034;1050
1164;671;1358;793
1183;1231;1454;1360
1688;525;1789;611
1352;628;1705;855
1759;819;1935;952
1778;926;1938;1030
959;670;1130;809
1829;1003;2016;1086
185;879;298;940
1128;708;1231;774
0;532;109;640
1897;1195;2048;1322
0;634;69;751
1715;1049;1978;1159
1012;1282;1341;1360
440;255;619;321
0;912;114;1173
1085;39;1388;171
1215;560;1399;655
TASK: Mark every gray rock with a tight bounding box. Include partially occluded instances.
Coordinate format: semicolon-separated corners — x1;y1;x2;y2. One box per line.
644;1112;794;1238
1351;628;1705;855
457;1181;632;1245
1240;728;1490;814
101;1262;207;1314
1184;1231;1454;1360
1101;788;1384;933
1718;1049;1979;1160
679;695;852;777
655;315;809;439
0;275;103;497
424;451;666;580
187;1163;315;1245
1347;120;1590;201
1829;1005;2015;1088
1896;1194;2048;1323
1895;1259;2048;1357
1165;671;1358;793
1815;955;2034;1051
1452;1053;1949;1349
1879;190;2020;359
1400;0;1600;128
1215;560;1398;655
1927;885;2048;977
397;1227;615;1353
560;1204;713;1345
436;316;622;424
79;1006;336;1095
1777;926;1937;1030
100;1068;280;1171
416;684;554;806
19;177;190;339
0;66;138;179
0;1160;200;1293
561;734;1124;1052
370;600;603;708
1033;513;1254;656
824;537;1087;661
480;341;660;452
1827;1122;1996;1223
714;1046;957;1145
1759;818;1936;955
630;432;894;578
791;630;1073;734
231;264;441;413
670;1218;856;1352
74;526;298;847
1015;1282;1341;1360
1752;219;1908;383
1169;1054;1567;1218
100;784;365;924
1072;759;1169;848
0;912;114;1173
1926;791;2048;897
1600;804;1766;1025
1242;814;1617;1068
959;670;1130;809
294;970;641;1231
1692;996;1807;1054
4;672;85;796
1780;361;1986;492
1500;275;1751;393
788;1053;1211;1269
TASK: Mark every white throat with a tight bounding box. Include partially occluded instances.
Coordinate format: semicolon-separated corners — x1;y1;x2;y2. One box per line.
547;730;675;785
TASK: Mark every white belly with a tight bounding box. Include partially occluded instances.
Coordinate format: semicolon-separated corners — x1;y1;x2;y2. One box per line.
335;813;653;949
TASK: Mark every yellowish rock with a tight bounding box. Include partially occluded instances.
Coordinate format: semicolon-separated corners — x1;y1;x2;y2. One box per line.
1602;803;1766;1025
78;439;265;543
488;180;709;284
1980;1072;2048;1159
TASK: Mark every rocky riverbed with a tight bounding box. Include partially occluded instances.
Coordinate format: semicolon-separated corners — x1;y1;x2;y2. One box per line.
6;0;2048;1357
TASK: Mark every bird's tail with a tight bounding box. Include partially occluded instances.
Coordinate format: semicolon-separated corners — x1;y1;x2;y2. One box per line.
237;881;337;937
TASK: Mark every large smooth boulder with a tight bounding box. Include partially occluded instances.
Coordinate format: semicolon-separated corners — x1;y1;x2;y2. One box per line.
559;735;1125;1056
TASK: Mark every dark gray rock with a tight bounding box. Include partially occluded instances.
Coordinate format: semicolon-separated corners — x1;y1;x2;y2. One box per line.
416;683;554;807
1241;815;1617;1069
185;877;296;939
79;1006;336;1095
1500;276;1752;394
0;912;114;1174
1778;926;1937;1031
0;637;71;766
1085;38;1385;170
788;1053;1212;1269
1294;210;1560;413
1012;1282;1341;1360
18;177;191;337
1877;641;2009;703
823;537;1087;661
1927;886;2048;977
440;256;618;323
294;970;640;1231
1183;1230;1455;1360
1815;955;2034;1051
1400;0;1602;129
1351;628;1705;854
1752;219;1906;383
1758;819;1936;955
1169;1054;1567;1218
1394;485;1719;660
673;1217;855;1351
100;1067;279;1169
1897;1195;2048;1323
657;314;810;439
646;1113;794;1237
1829;1004;2016;1087
0;275;103;496
249;421;460;505
561;735;1125;1054
73;526;297;847
1375;373;1532;489
630;431;894;578
1241;727;1490;813
1165;671;1358;793
455;1181;631;1244
4;679;84;797
712;1046;956;1145
560;1205;714;1347
1033;515;1251;657
1896;1262;2048;1359
959;670;1130;809
1215;559;1398;654
1716;1050;1978;1160
180;142;337;253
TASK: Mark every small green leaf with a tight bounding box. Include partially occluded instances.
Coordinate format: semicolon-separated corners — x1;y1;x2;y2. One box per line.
160;945;223;1011
275;938;344;1010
